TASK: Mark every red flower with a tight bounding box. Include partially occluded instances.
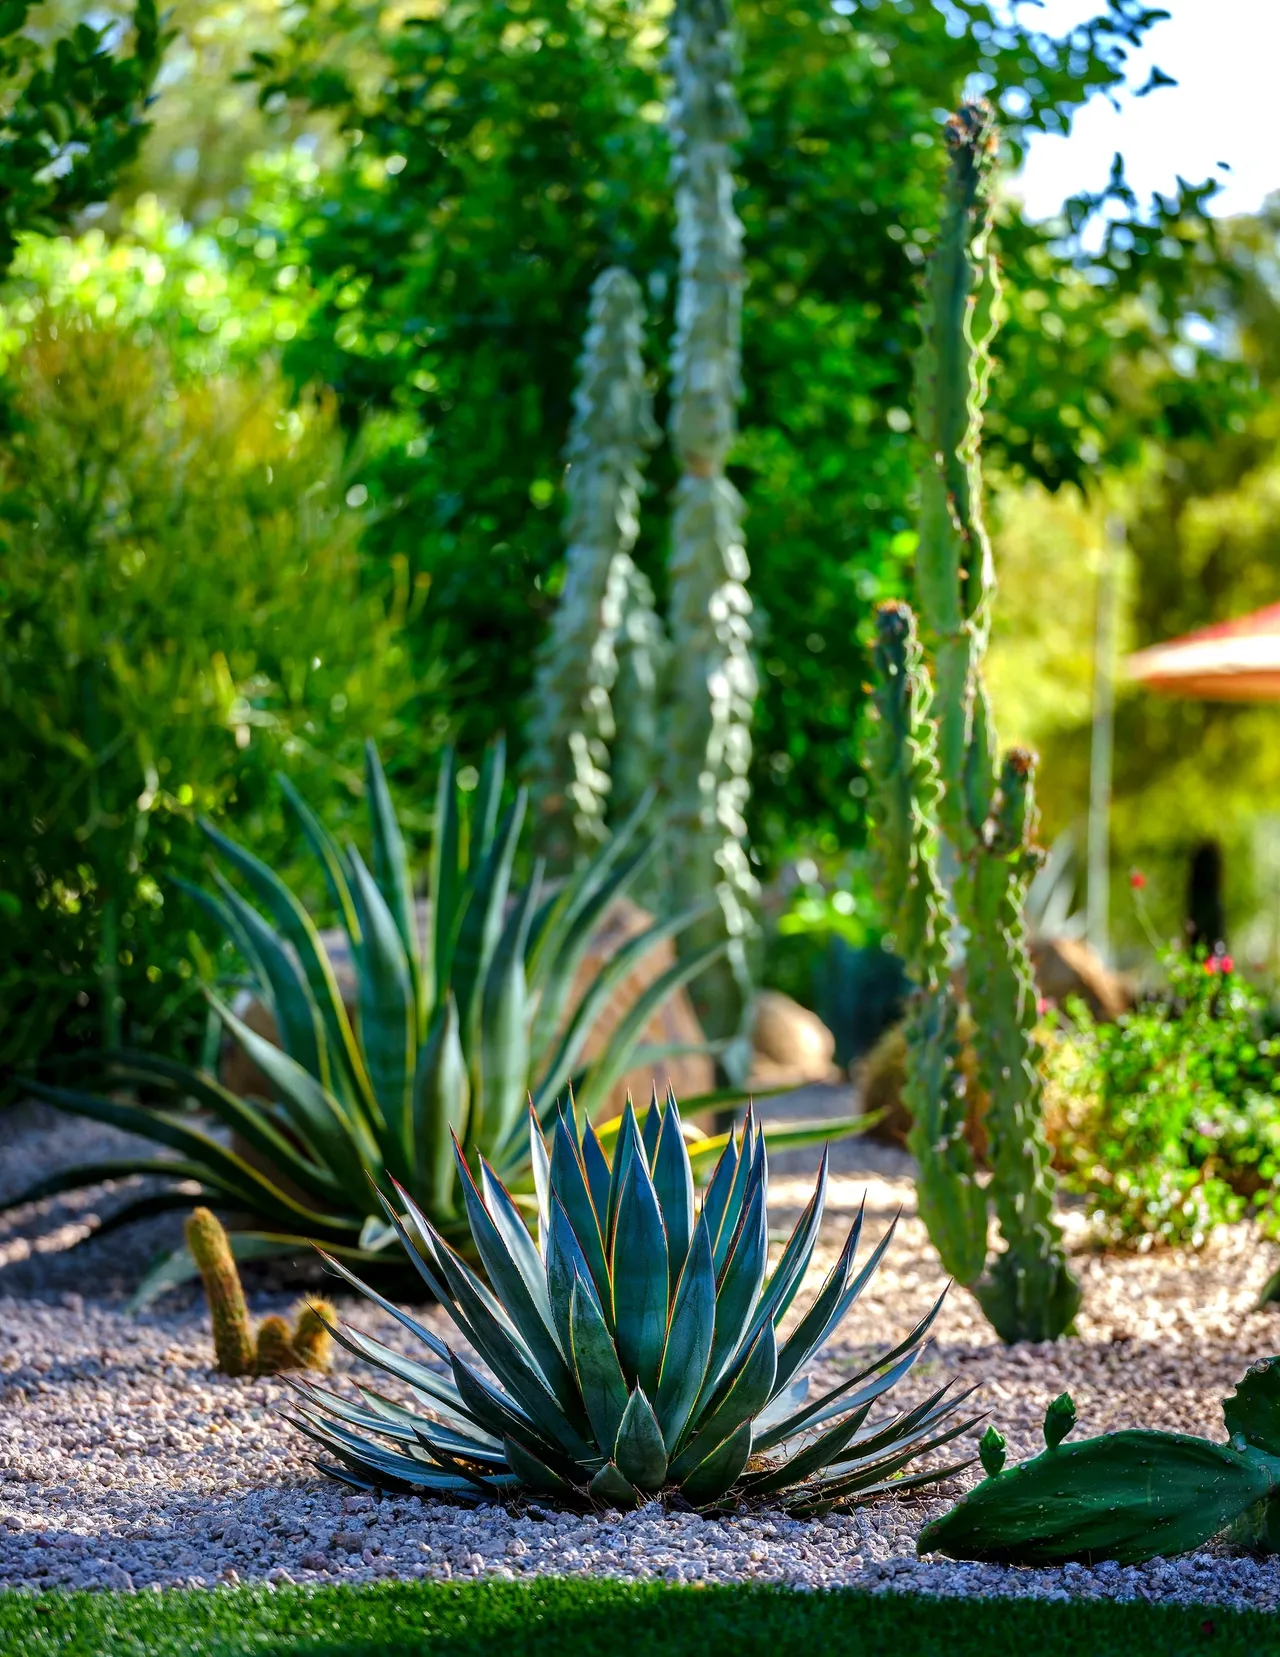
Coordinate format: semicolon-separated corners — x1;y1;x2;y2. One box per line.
1220;954;1235;975
1129;869;1147;890
1204;957;1221;976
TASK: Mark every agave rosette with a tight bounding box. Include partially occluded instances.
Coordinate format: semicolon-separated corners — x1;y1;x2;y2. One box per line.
284;1093;979;1512
13;742;857;1303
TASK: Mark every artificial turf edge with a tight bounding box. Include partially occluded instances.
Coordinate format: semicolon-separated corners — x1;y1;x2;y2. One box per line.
1;1577;1277;1657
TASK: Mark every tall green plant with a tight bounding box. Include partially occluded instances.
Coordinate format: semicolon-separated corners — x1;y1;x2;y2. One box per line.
868;103;1079;1344
663;0;757;1081
527;267;659;872
10;741;723;1300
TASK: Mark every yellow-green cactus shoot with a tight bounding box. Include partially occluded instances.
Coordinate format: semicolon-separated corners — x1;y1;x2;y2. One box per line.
290;1299;335;1372
185;1206;254;1377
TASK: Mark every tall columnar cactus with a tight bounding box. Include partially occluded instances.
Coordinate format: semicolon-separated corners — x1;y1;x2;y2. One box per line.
663;0;757;1075
609;561;668;834
868;603;987;1287
527;266;659;872
868;103;1079;1343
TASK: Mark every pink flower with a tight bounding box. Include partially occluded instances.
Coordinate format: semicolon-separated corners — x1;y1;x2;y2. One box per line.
1129;869;1147;890
1036;996;1056;1016
1220;954;1235;975
1204;957;1221;976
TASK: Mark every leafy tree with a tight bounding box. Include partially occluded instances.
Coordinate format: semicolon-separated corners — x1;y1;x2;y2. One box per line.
0;0;165;272
224;1;1244;878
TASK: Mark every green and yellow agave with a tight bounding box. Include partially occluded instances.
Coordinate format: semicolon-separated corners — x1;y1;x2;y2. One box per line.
12;742;851;1303
284;1093;979;1512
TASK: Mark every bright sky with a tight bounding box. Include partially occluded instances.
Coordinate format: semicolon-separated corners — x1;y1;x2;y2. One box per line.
1006;0;1280;221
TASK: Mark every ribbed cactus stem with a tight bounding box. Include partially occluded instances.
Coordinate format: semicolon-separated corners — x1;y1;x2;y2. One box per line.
609;561;668;835
907;102;1078;1342
663;0;757;1075
291;1299;335;1371
527;266;659;872
868;603;986;1285
185;1207;254;1377
253;1314;297;1376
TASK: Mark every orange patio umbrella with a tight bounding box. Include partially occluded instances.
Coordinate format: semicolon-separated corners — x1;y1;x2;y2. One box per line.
1127;601;1280;701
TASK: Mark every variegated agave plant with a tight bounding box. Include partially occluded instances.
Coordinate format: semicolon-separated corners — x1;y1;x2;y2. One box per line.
285;1094;979;1513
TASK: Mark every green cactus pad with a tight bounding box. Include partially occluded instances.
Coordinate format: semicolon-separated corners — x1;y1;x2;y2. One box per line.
1223;1357;1280;1457
918;1429;1278;1567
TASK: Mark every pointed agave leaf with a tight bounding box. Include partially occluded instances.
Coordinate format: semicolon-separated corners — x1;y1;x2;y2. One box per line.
549;1116;611;1314
680;1420;754;1508
703;1169;768;1395
503;1436;580;1496
470;736;506;865
588;1462;643;1509
480;1156;554;1328
529;905;695;1118
452;793;526;1041
427;747;460;1007
752;1147;829;1336
546;1192;608;1365
581;1118;612;1223
654;1217;715;1452
209;995;381;1199
698;1130;738;1264
346;845;414;1140
365;741;422;1010
652;1093;694;1294
200;815;370;1109
605;1095;644;1250
413;994;469;1217
774;1213;900;1396
711;1107;758;1275
671;1322;777;1480
641;1087;663;1163
569;1277;629;1454
613;1388;668;1492
451;1142;574;1402
610;1154;669;1396
528;1108;552;1253
474;870;539;1156
205;871;326;1083
573;941;727;1121
276;770;361;941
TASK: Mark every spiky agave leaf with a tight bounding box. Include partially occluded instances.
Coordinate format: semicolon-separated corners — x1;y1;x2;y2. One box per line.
283;1093;980;1512
11;745;872;1305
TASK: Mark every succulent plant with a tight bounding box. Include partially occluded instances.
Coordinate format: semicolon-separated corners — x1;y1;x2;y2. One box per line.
866;102;1079;1344
9;740;729;1301
918;1358;1280;1565
282;1092;979;1512
526;266;660;873
185;1205;334;1376
663;0;758;1083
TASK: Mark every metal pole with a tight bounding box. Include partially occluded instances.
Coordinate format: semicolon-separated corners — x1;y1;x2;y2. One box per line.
1087;516;1121;964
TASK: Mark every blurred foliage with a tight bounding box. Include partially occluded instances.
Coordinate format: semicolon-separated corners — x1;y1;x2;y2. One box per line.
0;0;164;271
988;200;1280;970
0;266;440;1076
1052;944;1280;1246
223;0;1247;876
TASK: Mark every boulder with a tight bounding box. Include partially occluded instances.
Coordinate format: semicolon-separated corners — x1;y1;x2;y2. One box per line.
1029;934;1132;1023
749;990;840;1089
221;894;714;1117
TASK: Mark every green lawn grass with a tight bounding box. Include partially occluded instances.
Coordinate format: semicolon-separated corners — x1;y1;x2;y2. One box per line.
1;1579;1277;1657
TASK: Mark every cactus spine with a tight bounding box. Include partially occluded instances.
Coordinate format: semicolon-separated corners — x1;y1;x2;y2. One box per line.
527;266;659;872
663;0;757;1076
869;103;1079;1343
186;1206;254;1377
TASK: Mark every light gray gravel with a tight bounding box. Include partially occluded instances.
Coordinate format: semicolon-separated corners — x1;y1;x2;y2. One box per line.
3;1089;1280;1608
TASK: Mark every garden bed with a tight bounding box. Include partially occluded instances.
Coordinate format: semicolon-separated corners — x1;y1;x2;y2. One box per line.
3;1088;1280;1608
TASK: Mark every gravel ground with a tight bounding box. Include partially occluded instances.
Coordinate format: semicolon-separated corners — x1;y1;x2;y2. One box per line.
3;1090;1280;1607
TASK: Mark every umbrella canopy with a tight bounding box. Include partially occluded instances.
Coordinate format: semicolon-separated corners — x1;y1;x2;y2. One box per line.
1127;602;1280;701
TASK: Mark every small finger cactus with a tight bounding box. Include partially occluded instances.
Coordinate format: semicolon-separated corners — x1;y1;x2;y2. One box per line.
186;1206;254;1377
185;1208;334;1376
919;1357;1280;1565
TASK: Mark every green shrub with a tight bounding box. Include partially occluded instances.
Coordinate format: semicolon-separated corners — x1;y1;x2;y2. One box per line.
1054;949;1280;1246
0;315;432;1078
